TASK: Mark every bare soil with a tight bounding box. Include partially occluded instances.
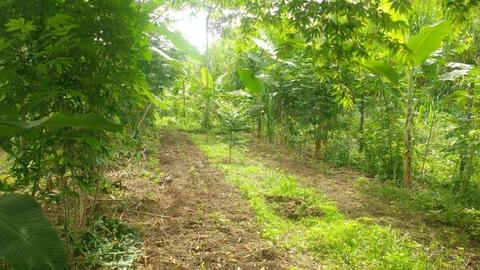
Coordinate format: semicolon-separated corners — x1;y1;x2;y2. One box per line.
265;195;325;221
103;130;316;269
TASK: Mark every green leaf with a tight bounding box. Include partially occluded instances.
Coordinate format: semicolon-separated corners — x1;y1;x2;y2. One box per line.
46;13;72;29
0;194;67;270
0;113;122;136
201;68;213;90
44;113;123;132
201;66;214;89
407;20;450;65
5;18;36;38
253;38;277;59
360;61;400;83
238;69;263;95
5;18;25;32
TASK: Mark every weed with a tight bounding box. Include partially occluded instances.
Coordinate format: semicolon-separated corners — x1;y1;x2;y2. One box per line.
76;217;142;269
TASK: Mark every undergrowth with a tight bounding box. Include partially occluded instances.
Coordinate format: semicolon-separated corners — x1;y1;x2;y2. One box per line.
356;177;480;240
75;217;142;270
192;134;465;269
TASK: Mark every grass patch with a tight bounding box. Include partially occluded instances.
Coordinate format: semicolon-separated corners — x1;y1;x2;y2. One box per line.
356;177;480;240
192;134;464;269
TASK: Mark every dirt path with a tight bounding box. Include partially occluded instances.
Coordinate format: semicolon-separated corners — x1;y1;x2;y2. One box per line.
106;131;309;269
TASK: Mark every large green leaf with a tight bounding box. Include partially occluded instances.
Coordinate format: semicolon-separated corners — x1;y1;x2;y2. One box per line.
407;20;450;66
360;60;400;83
44;113;122;132
201;66;214;89
0;113;122;135
238;69;263;95
0;194;67;270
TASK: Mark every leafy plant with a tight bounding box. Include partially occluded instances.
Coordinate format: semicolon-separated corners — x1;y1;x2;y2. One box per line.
0;194;67;270
217;101;248;162
77;217;141;270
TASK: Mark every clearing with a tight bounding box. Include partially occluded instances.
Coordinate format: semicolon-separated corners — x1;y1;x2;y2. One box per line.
104;130;478;269
101;130;315;269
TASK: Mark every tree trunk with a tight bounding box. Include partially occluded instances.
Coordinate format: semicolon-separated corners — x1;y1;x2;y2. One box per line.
315;136;322;158
459;84;474;188
314;123;323;158
203;8;211;130
257;115;262;138
183;81;187;118
403;67;414;189
359;94;365;153
420;102;437;179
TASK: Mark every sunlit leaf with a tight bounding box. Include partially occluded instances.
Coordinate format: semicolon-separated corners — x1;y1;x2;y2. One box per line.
0;194;67;270
407;20;450;65
238;69;263;95
360;60;400;83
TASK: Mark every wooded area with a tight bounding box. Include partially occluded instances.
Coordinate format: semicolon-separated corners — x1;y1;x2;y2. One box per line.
0;0;479;269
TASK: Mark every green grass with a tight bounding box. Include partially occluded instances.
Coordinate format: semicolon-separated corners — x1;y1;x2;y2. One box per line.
192;134;464;269
356;177;480;240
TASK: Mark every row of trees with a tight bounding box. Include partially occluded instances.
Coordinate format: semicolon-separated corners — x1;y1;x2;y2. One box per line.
171;0;479;191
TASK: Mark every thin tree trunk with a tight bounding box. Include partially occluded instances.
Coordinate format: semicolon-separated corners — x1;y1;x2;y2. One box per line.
420;103;437;178
359;94;365;153
403;67;414;189
459;84;474;187
183;81;187;117
31;129;44;197
204;9;211;130
314;123;322;158
135;101;152;137
381;85;396;180
257;115;262;138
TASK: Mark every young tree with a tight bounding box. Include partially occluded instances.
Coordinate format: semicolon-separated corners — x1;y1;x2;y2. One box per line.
217;101;248;162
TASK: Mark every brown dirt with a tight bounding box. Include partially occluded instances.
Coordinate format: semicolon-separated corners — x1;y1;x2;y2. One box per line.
246;136;479;268
103;130;316;269
265;195;324;220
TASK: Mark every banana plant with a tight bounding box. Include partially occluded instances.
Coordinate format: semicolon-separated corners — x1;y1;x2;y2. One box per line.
238;68;274;142
0;194;67;270
361;20;451;188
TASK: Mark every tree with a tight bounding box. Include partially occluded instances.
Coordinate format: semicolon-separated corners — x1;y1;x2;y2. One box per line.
217;101;248;162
